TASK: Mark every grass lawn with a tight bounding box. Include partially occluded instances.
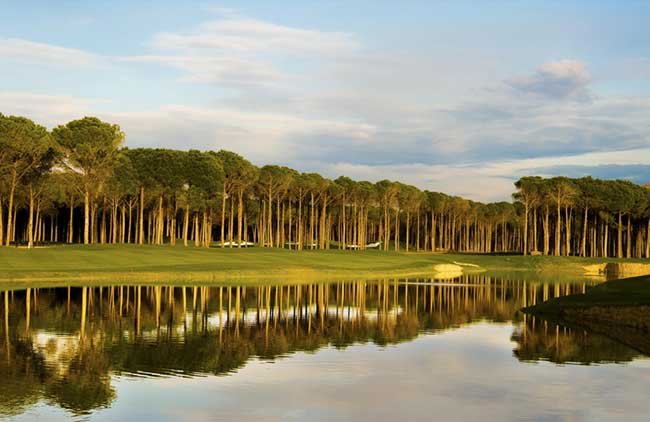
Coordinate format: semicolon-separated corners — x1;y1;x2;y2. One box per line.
524;275;650;312
0;243;645;287
0;244;450;285
523;275;650;332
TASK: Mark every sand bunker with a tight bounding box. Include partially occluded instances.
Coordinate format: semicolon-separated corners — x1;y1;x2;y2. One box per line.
584;262;650;277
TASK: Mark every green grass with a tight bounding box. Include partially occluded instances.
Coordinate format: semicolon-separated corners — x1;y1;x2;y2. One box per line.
524;275;650;313
0;244;447;284
0;244;644;286
523;275;650;333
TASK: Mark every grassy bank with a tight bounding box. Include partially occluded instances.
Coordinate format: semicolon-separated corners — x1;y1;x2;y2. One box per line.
525;275;650;310
523;275;650;330
0;244;645;285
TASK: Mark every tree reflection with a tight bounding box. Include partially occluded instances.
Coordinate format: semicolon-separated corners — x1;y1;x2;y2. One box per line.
0;276;617;417
44;341;116;415
512;314;649;364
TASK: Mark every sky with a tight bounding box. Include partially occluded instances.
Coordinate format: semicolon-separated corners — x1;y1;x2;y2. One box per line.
1;0;649;201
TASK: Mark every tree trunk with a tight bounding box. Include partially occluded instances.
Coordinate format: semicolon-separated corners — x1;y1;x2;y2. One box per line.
309;193;315;249
416;210;420;252
112;198;119;244
341;194;346;250
603;222;609;258
27;185;35;249
288;200;292;249
581;207;588;257
626;214;632;258
617;211;623;258
229;196;235;248
5;169;16;246
298;194;303;250
394;208;399;251
156;193;164;245
533;208;538;252
183;208;190;247
319;195;328;250
431;211;436;252
194;213;199;247
543;205;550;255
260;200;266;247
405;211;410;252
84;188;90;245
121;205;126;243
523;202;529;255
127;203;133;244
554;200;561;256
268;186;274;248
646;219;650;258
0;197;3;247
138;186;144;245
281;200;286;248
276;197;282;248
237;188;243;248
100;203;107;245
565;207;571;256
68;195;75;244
221;187;227;248
170;204;176;247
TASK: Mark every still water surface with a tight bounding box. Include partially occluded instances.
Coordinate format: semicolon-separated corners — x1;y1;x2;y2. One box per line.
1;275;649;421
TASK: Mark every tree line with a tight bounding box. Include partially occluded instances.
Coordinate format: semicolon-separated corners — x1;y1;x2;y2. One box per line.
1;113;649;257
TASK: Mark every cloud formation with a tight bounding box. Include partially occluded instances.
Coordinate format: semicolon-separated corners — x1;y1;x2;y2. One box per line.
1;10;650;202
506;59;592;101
152;18;359;56
0;92;106;126
122;17;359;87
0;37;100;68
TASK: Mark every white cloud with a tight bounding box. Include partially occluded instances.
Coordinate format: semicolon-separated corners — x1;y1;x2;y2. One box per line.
316;147;650;202
120;54;285;85
0;92;107;126
116;16;360;89
3;88;650;202
104;103;376;165
506;59;592;101
152;17;359;56
0;37;100;68
3;12;650;203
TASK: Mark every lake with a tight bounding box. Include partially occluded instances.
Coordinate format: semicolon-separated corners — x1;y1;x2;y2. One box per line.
2;275;649;421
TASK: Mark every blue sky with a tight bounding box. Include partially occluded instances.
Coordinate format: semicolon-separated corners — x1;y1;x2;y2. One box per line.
1;0;649;201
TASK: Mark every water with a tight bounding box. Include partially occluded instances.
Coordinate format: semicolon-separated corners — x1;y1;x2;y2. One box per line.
1;275;649;421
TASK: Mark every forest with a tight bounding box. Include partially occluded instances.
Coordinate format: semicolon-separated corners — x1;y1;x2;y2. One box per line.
1;114;649;258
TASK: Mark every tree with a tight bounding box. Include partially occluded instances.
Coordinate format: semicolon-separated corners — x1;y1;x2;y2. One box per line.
6;112;650;259
0;114;55;246
375;180;399;251
214;151;258;248
547;177;576;256
105;153;138;244
185;151;224;247
335;176;356;249
397;184;422;252
297;172;327;249
513;176;542;255
52;118;124;245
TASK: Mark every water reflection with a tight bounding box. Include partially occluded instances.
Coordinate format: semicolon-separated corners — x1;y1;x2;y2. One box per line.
513;313;650;365
0;276;646;419
512;318;643;364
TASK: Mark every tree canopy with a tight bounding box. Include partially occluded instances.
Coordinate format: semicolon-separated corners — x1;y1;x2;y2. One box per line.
2;113;650;258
